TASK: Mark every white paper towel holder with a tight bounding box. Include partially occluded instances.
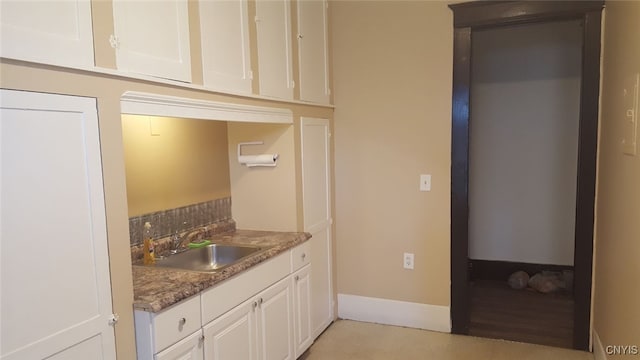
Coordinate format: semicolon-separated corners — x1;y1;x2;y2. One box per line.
237;141;279;167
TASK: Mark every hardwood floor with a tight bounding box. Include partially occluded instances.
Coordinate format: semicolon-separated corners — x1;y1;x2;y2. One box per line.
469;280;574;349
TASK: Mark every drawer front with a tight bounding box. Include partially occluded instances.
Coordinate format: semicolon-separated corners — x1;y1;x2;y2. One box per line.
291;241;311;272
154;295;202;352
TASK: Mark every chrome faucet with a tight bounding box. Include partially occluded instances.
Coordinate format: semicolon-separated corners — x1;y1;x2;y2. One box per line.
170;225;208;254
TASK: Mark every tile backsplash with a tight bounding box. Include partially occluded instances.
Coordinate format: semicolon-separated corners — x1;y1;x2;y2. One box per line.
128;197;232;246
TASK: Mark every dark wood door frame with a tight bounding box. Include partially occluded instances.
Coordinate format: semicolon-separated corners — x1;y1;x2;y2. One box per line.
449;1;604;351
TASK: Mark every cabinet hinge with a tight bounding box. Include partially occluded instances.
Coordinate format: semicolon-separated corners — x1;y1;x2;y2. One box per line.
248;70;254;80
109;35;120;49
290;80;295;89
108;313;119;326
254;15;261;23
329;218;334;225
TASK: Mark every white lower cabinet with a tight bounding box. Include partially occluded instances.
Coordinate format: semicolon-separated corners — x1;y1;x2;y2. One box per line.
156;330;204;360
203;277;294;360
255;277;294;360
135;243;313;360
202;298;256;360
292;265;313;358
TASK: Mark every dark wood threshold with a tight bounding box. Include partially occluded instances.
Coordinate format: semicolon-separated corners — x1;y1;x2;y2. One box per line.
469;259;574;283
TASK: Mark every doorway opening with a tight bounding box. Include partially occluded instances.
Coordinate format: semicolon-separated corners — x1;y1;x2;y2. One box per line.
449;1;603;351
468;20;581;348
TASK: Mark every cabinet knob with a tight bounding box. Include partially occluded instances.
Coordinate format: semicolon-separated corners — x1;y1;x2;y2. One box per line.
178;317;186;326
295;275;300;281
301;253;306;260
253;301;258;310
258;298;264;305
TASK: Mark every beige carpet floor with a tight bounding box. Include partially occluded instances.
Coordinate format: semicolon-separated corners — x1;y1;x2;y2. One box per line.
300;320;594;360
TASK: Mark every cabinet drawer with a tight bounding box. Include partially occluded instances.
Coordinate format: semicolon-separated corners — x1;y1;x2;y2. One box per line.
291;241;311;272
154;295;202;352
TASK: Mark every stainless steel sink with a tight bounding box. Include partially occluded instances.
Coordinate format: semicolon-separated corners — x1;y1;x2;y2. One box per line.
153;243;266;272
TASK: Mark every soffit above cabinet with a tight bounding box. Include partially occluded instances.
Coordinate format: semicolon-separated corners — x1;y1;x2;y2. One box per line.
120;91;293;124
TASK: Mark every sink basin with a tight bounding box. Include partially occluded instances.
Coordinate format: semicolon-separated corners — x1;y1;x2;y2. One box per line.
153;243;266;272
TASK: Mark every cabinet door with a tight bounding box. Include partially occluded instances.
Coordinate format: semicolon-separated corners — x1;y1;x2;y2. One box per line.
203;300;257;360
112;0;192;82
301;117;334;338
255;0;294;100
292;266;313;357
0;0;94;68
200;0;252;94
156;330;204;360
256;277;294;360
297;0;330;104
0;90;115;359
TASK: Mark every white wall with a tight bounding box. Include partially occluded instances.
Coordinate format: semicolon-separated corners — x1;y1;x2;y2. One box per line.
468;21;582;266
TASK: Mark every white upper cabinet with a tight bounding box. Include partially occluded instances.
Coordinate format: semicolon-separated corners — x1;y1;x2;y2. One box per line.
297;0;330;104
112;0;192;82
255;0;294;100
0;0;94;68
200;0;252;94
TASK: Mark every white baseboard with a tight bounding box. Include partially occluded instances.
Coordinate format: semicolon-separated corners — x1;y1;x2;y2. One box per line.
593;330;608;360
337;293;451;333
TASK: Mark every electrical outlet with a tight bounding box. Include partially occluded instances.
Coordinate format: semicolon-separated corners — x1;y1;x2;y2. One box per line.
403;253;415;270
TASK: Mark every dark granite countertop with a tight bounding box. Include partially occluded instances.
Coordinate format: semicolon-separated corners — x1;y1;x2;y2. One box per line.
132;229;311;313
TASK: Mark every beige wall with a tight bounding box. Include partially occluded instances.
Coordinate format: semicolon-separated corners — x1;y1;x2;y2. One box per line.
593;0;640;352
469;21;582;266
122;115;231;216
332;1;453;306
227;122;298;231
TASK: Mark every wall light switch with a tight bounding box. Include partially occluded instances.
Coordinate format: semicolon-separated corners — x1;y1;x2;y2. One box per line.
420;174;431;192
622;73;639;156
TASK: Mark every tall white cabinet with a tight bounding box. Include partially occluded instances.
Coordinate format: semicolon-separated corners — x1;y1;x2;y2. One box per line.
255;0;294;100
0;0;94;68
0;90;115;359
297;0;331;104
112;0;192;82
301;117;334;338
